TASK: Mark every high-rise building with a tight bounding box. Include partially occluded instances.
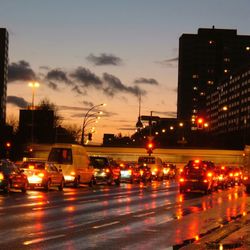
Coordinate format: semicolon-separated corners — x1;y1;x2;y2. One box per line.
0;28;8;126
177;27;250;129
206;64;250;148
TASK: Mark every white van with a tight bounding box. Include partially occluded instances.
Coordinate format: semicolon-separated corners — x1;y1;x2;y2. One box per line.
48;143;95;187
138;156;164;180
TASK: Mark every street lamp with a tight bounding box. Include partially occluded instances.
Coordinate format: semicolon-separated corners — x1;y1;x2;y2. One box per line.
81;103;106;145
28;81;40;109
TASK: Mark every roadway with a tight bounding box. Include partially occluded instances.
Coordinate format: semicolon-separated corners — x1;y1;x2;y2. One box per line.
0;180;249;249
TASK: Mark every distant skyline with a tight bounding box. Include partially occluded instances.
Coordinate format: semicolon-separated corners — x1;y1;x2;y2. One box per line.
1;0;250;143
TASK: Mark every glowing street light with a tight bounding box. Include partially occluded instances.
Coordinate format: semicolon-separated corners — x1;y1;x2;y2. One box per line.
81;103;106;145
28;81;40;109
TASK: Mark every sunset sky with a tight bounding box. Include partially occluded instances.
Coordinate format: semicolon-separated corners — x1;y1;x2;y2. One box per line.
1;0;250;143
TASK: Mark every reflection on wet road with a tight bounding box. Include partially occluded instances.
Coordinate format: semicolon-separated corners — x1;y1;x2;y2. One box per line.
0;181;249;249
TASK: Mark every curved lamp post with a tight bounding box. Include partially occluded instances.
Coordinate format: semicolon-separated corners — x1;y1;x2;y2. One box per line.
28;81;40;109
81;103;106;145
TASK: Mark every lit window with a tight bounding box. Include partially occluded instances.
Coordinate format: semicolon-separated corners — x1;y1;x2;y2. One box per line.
192;74;199;79
207;80;214;85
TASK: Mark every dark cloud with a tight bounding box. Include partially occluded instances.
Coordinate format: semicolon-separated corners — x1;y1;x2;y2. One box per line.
48;81;59;90
103;73;145;97
8;60;36;82
134;78;159;85
86;53;122;66
46;69;72;85
156;57;178;67
70;67;102;88
7;96;29;108
39;66;50;70
82;101;94;107
59;105;86;111
72;85;85;95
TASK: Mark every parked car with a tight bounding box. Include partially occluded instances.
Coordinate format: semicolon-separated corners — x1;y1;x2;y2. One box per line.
119;162;141;183
138;156;164;181
0;159;28;194
90;156;120;186
20;160;65;191
179;159;216;194
48;143;95;187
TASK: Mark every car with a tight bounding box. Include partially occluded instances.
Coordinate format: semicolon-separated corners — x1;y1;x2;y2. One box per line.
20;160;65;191
227;166;243;187
0;159;28;194
163;163;177;180
119;162;141;183
138;156;164;181
48;143;95;187
138;165;152;183
215;165;230;189
90;156;121;186
179;159;216;194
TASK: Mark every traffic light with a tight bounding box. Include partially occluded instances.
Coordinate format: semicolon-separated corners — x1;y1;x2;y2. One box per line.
197;117;204;129
5;142;11;149
146;142;154;156
88;133;92;141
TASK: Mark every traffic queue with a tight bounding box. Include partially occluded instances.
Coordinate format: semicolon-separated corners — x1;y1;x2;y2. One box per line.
178;159;244;194
0;143;247;194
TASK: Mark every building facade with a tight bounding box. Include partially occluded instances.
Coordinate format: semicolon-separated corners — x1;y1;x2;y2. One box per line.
206;65;250;148
177;27;250;130
0;28;8;126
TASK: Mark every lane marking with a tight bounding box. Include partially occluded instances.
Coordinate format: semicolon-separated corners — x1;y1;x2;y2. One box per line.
76;199;99;204
92;221;120;229
133;211;155;218
23;234;65;245
119;212;132;216
32;205;59;211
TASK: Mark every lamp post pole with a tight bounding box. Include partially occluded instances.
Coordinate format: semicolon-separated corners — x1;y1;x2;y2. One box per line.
81;103;105;145
28;81;40;143
28;81;40;109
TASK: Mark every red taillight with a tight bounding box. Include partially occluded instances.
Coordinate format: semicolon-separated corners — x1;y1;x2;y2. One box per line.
207;172;213;177
37;173;44;178
179;177;185;183
0;173;4;180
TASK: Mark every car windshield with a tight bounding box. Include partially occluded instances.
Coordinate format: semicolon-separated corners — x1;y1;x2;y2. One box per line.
21;162;45;170
90;157;108;168
138;157;155;164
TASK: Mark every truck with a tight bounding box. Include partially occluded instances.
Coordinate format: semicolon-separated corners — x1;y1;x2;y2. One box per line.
243;145;250;193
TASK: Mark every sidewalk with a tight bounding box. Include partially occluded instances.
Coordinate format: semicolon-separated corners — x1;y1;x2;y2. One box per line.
180;212;250;250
